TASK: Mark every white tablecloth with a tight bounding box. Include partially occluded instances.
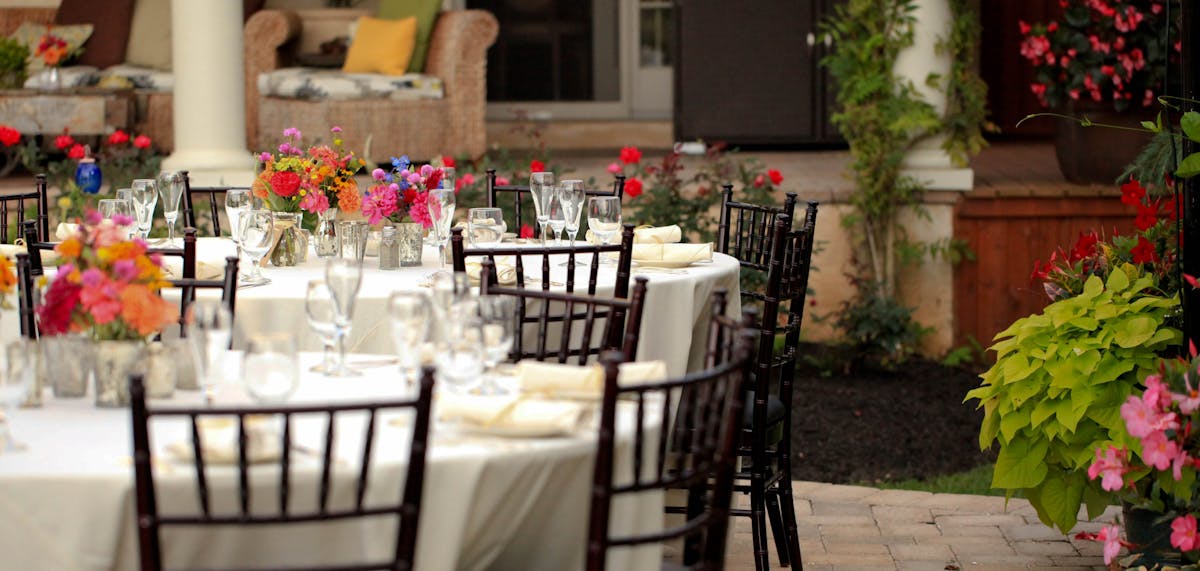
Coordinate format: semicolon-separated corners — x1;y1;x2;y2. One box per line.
183;238;740;376
0;353;663;571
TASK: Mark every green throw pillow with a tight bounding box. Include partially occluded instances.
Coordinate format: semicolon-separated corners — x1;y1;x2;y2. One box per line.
377;0;441;73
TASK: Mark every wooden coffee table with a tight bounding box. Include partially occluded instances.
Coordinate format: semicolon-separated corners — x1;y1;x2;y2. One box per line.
0;88;136;176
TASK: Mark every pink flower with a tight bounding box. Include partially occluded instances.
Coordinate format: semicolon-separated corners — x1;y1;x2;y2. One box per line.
420;164;434;177
330;126;342;133
113;213;134;227
1143;374;1173;410
132;135;152;149
1141;431;1180;471
362;185;399;224
1122;396;1176;438
607;162;622;175
1098;524;1123;564
282;127;302;139
112;259;138;282
1176;375;1200;414
372;168;388;182
1173;515;1200;552
495;176;510;186
1086;446;1128;491
258;152;271;162
299;190;329;214
80;283;120;325
408;194;432;229
1173;449;1191;481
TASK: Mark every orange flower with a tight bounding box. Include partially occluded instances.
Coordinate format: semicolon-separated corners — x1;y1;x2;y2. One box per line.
119;284;176;336
0;256;15;295
337;179;361;213
57;237;82;259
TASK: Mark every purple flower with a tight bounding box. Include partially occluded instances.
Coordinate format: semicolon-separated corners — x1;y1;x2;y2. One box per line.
330;126;342;133
85;210;103;225
419;164;434;177
372;168;387;182
113;213;135;226
282;127;302;139
112;259;138;281
278;143;291;154
80;268;104;287
258;152;272;162
407;173;422;186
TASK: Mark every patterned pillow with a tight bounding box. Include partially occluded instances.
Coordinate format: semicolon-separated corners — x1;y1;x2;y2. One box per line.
258;67;444;101
9;22;94;71
22;66;99;89
96;64;173;92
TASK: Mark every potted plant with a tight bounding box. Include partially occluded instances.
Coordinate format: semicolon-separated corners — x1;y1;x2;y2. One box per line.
1018;0;1177;184
0;37;27;90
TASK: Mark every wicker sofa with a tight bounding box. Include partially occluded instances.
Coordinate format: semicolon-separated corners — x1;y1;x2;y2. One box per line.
244;9;498;161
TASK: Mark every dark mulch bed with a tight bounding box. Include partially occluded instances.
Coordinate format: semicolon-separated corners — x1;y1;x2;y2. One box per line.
788;344;995;485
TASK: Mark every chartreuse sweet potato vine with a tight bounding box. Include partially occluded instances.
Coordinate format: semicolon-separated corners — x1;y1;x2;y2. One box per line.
965;265;1180;533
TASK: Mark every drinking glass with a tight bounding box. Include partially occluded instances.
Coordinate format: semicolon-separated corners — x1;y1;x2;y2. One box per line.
185;301;233;405
467;207;505;247
441;166;456;192
559;180;587;266
337;220;369;261
529;172;555;245
474;296;515;395
388;292;432;393
435;299;485;393
131;178;158;240
426;188;456;268
239;209;274;285
116;188;133;204
242;333;300;404
224;189;251;278
324;257;363;377
587;196;622;264
157;171;186;245
304;280;339;373
0;339;35;454
98;198;135;238
547;191;566;245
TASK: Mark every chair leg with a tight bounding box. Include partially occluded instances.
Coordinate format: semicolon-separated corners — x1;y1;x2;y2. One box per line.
765;490;790;567
750;482;771;571
776;473;803;570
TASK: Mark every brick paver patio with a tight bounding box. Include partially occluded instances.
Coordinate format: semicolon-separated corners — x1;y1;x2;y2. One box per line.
725;482;1119;571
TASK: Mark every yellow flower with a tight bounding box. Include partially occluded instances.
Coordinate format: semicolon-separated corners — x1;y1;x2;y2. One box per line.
58;196;71;209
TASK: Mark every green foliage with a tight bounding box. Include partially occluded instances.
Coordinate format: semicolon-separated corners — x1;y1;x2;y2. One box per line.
965;266;1181;532
1178;110;1200;179
939;0;998;164
941;335;985;369
0;38;28;87
871;464;1004;496
834;279;932;370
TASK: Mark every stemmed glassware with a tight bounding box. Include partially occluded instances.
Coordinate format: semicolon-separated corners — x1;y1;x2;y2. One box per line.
530;172;555;245
0;339;35;454
547;191;567;245
98;198;135;238
435;299;485;393
157;171;186;246
559;180;585;246
426;188;456;268
239;210;274;285
185;301;234;405
224;189;251;273
130;178;158;240
474;296;515;395
324;257;363;377
467;207;505;247
304;280;340;374
242;333;300;404
587;196;622;264
388;292;432;394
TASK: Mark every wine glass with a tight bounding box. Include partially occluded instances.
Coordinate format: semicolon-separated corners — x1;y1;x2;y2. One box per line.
116;188;133;204
157;171;186;245
587;196;622;265
98;198;136;238
304;280;339;374
388;292;432;394
324;257;363;377
239;209;274;285
242;333;300;404
530;172;555;246
130;179;158;240
426;188;456;268
0;339;35;454
435;299;485;393
559;180;586;266
474;296;515;395
467;207;505;247
225;189;251;279
441;166;456;192
185;300;233;405
547;190;567;245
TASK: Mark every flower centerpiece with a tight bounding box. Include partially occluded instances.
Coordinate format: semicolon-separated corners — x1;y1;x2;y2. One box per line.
360;156;445;266
36;211;176;406
34;32;78;89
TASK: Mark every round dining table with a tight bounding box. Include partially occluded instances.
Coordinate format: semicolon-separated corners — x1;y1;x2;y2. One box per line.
184;237;741;376
0;353;664;571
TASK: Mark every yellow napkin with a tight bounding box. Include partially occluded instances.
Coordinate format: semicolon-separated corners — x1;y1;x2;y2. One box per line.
437;394;591;435
517;359;670;398
632;243;713;264
0;243;59;265
164;417;282;464
465;260;518;285
633;225;682;244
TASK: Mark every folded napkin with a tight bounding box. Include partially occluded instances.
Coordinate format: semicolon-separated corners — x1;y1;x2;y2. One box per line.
632;243;713;264
633;225;682;244
161;256;228;280
437;394;592;435
164;416;282;464
0;243;59;265
465;260;518;285
517;359;670;398
55;222;79;241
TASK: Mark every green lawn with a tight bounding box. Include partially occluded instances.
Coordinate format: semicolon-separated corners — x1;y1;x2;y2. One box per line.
869;464;1006;497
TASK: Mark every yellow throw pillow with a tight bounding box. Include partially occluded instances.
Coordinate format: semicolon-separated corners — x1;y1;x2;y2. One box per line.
342;16;417;76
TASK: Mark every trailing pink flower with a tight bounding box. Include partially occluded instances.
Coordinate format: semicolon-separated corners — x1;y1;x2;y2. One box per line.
1122;395;1177;438
1173;514;1200;551
1141;431;1180;471
1098;525;1123;565
1086;446;1129;491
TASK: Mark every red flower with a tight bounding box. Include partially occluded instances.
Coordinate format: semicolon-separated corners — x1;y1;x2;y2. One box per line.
754;174;765;187
37;278;80;335
0;126;19;147
442;156;456;168
530;159;545;173
1030;259;1052;284
519;224;534;239
619;146;642;164
401;188;418;204
269;171;302;197
1161;195;1180;221
55;133;75;151
625;177;643;198
1120;178;1146;206
1185;273;1200;290
67;144;85;160
768;169;783;185
1131;235;1157;264
107;130;129;145
1070;231;1099;262
1135;203;1158;231
133;135;152;149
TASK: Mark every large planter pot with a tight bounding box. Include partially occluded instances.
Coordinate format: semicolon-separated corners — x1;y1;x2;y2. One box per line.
1122;502;1183;567
1054;101;1156;186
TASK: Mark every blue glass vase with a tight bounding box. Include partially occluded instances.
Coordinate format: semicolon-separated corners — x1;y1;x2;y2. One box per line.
74;159;102;194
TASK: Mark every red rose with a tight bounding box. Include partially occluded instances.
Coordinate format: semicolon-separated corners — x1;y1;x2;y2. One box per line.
619;146;642;164
67;144;85;160
530;159;545;173
107;130;129;145
1131;235;1157;264
625;177;643;198
442;156;456;168
768;169;783;185
0;126;19;147
133;135;152;149
269;171;302;197
55;133;75;150
37;278;80;335
519;224;534;239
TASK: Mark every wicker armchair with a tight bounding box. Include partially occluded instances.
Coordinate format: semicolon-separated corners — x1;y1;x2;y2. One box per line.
244;9;498;161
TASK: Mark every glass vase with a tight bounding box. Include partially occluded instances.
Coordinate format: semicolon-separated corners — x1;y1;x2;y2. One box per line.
43;335;92;399
45;66;62;90
269;212;306;267
396;223;424;267
314;208;339;258
93;340;143;408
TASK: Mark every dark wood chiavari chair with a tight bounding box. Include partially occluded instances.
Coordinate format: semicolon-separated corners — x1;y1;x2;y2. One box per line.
14;252;38;339
0;174;49;244
717;185;797;270
478;257;649;364
181;170;248;237
129;367;436;571
586;294;758;571
162;256;239;337
485;168;625;230
20;221;200;282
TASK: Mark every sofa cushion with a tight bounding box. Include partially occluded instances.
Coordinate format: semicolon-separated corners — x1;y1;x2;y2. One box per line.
23;65;98;89
342;16;417;76
9;22;93;71
94;64;174;92
377;0;441;73
125;0;172;71
54;0;135;69
258;67;443;101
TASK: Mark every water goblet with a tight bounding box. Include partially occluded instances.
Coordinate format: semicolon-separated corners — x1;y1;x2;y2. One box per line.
388;292;433;394
587;196;622;265
467;207;505;247
559;180;587;266
131;178;159;240
304;280;339;373
242;333;300;404
239;209;274;285
116;188;133;202
530;171;555;245
0;339;35;454
547;191;567;245
324;257;363;377
474;296;515;395
98;198;136;238
426;188;456;267
435;299;485;393
185;300;233;405
157;171;186;246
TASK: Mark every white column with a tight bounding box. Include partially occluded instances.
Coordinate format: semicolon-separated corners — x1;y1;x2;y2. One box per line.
893;0;973;191
162;0;255;186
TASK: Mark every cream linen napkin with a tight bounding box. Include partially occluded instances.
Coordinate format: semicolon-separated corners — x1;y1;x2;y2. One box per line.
164;417;282;464
633;225;682;244
0;243;59;265
631;243;713;264
465;260;518;285
517;359;670;398
437;394;591;435
161;256;227;280
54;222;79;240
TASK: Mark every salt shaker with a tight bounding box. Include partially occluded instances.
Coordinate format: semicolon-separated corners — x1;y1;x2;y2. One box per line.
379;225;400;270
